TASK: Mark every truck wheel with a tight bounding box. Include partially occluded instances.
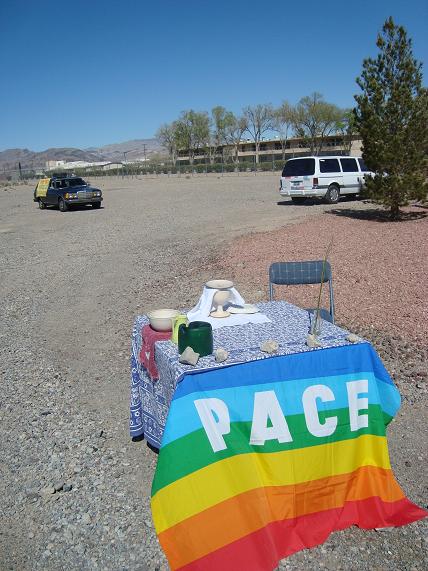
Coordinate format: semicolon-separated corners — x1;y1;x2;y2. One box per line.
38;200;46;209
325;184;340;204
58;198;68;212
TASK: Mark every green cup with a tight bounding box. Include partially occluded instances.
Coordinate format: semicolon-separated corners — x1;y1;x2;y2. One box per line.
178;321;213;357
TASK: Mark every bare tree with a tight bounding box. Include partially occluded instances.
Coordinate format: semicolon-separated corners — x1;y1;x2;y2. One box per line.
224;115;248;164
204;132;216;164
293;93;345;154
243;104;274;163
273;101;295;160
156;123;178;166
211;106;237;164
211;107;235;145
205;106;237;164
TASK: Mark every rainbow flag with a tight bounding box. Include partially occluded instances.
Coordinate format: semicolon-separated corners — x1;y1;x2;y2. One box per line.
151;343;427;571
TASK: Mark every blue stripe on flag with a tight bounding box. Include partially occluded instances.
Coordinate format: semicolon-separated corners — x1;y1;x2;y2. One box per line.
162;354;400;447
173;344;393;401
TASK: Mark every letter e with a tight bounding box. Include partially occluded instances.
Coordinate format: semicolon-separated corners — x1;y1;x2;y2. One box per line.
347;379;369;431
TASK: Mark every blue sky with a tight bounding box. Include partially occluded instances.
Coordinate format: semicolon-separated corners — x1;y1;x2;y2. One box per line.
1;0;427;151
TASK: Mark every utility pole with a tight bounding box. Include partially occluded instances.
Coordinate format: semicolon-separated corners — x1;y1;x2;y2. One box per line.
122;148;139;178
123;150;132;177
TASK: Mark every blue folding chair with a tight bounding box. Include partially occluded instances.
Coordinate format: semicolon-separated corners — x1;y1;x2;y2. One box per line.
269;260;335;323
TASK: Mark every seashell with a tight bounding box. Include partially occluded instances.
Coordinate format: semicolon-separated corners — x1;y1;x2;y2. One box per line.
179;346;200;366
260;340;279;354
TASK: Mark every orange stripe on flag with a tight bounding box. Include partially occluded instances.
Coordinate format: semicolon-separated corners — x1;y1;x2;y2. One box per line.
159;466;404;570
179;497;427;571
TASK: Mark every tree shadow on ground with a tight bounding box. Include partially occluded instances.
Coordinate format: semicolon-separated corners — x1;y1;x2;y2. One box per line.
326;207;427;222
413;203;428;210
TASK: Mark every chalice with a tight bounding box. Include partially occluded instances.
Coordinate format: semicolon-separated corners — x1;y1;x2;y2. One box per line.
206;279;234;318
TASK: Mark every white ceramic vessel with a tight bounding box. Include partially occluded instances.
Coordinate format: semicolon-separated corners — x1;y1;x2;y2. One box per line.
147;308;179;331
205;280;234;318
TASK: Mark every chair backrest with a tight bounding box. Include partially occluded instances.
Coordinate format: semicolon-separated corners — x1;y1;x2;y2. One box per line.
269;260;335;322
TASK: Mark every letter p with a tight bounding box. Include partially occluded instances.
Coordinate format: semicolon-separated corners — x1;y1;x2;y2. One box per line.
194;398;230;452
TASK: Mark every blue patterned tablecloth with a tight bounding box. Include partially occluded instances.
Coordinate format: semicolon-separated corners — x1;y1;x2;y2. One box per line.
129;301;363;448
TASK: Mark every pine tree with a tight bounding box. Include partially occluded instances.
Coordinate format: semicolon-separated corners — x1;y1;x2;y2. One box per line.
354;17;428;219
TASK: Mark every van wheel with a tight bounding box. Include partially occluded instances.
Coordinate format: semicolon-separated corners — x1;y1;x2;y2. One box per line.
291;197;306;204
58;198;68;212
325;184;340;204
38;200;46;209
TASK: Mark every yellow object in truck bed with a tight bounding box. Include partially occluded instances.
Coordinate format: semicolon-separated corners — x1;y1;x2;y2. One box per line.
35;178;50;197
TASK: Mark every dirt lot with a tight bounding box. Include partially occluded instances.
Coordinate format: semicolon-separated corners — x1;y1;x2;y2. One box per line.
1;174;426;571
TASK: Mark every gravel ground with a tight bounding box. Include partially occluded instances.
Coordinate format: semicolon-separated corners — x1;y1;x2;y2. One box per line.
217;204;428;344
0;175;426;571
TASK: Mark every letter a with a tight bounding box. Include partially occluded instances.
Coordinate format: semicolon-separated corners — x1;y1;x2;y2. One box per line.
250;390;292;446
194;398;230;452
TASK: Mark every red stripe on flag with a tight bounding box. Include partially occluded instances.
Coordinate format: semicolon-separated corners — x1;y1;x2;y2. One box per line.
177;497;427;571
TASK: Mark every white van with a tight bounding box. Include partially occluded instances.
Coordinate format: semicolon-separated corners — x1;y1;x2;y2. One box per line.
279;156;372;204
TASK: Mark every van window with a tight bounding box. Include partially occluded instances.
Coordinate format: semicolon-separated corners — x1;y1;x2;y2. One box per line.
358;158;368;172
319;158;340;173
282;158;315;177
340;158;358;172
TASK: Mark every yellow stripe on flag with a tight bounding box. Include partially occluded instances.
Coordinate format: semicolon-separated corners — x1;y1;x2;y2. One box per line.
152;434;391;533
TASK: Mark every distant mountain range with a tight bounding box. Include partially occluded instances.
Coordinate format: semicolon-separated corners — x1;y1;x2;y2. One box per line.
85;138;163;162
0;138;163;171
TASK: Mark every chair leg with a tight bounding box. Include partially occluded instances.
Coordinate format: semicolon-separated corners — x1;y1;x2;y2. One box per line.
269;283;273;301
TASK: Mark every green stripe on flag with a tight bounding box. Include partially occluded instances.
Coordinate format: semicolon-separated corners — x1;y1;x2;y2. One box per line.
152;405;391;496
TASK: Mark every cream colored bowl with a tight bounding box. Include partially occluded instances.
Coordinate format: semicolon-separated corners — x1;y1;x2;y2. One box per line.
147;309;179;332
206;279;234;289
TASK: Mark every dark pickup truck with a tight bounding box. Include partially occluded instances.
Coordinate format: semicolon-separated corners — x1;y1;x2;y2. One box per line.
34;174;103;212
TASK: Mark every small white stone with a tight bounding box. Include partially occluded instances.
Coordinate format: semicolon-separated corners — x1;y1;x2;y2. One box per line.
179;346;200;366
214;348;229;363
260;340;279;354
346;333;360;343
306;334;322;348
81;513;91;525
40;487;56;498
